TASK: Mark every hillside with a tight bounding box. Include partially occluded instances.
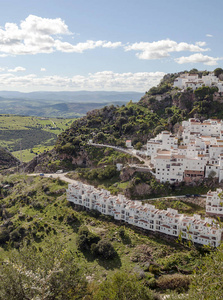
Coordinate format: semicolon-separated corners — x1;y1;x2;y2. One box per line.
0;115;74;162
0;173;217;299
1;70;223;299
0;147;19;171
23;69;223;198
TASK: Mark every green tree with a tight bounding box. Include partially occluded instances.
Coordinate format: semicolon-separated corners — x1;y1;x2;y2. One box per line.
214;68;223;78
92;239;116;259
134;142;143;150
76;226;100;250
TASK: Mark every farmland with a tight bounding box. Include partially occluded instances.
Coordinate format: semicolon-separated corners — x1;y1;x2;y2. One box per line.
0;115;74;162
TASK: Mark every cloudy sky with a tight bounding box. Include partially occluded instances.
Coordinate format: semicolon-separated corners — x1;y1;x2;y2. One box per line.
0;0;222;92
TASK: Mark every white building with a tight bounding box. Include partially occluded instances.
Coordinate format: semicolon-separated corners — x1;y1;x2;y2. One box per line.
173;72;223;91
67;182;222;247
206;188;223;217
146;118;223;183
146;131;178;163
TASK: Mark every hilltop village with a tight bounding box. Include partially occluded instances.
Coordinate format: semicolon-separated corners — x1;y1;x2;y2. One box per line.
146;118;223;184
173;72;223;92
67;116;223;248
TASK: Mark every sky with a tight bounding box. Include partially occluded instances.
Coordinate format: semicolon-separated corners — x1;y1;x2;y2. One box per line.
0;0;222;92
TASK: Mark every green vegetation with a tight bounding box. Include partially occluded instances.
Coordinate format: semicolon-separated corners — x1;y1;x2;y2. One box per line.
214;67;223;78
0;115;73;162
1;70;223;298
1;174;220;298
0;147;19;171
54;69;223;173
145;199;205;216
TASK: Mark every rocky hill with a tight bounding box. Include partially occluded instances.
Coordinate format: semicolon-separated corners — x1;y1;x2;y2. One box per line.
24;69;223;173
20;69;223;199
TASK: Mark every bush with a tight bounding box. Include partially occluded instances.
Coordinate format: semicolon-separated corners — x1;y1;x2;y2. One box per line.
92;239;116;259
118;227;125;238
76;226;100;250
149;264;160;275
93;271;156;300
0;227;10;244
156;274;190;292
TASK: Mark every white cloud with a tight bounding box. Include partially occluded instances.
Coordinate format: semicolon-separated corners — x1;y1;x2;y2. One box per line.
0;15;122;55
175;53;222;66
8;66;26;72
0;71;166;92
40;68;46;72
125;39;209;60
195;41;206;47
20;14;71;35
0;67;5;72
54;39;122;53
206;34;213;38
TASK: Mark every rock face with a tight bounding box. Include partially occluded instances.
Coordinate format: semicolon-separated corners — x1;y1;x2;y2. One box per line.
0;147;19;171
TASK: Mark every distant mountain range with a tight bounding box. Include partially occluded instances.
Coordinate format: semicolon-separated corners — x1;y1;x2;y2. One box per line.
0;91;143;118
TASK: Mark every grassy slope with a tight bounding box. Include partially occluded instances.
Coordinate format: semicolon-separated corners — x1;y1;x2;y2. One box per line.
0;174;210;295
0;115;74;162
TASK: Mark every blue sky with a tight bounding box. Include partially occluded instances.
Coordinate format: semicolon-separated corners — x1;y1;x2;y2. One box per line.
0;0;222;92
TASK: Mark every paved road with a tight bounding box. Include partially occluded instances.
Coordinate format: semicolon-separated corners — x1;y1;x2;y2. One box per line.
29;173;78;185
28;173;193;201
88;142;152;167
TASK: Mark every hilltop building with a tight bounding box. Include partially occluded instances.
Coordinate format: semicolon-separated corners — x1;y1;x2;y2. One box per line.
67;182;222;247
173;72;223;92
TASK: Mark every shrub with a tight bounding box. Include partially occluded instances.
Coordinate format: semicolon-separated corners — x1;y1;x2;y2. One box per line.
0;227;10;244
93;271;156;300
92;239;116;259
118;227;125;238
10;229;21;242
76;226;100;250
149;264;160;275
156;274;190;292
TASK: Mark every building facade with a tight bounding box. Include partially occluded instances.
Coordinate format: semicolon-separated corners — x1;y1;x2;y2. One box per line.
67;182;222;247
146;119;223;183
173;72;223;92
206;188;223;218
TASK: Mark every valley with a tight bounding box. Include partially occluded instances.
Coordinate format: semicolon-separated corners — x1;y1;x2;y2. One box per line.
0;114;74;161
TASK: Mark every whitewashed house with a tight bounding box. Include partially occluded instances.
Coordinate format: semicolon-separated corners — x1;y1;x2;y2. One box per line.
206;188;223;217
67;182;222;247
173;72;223;91
146;118;223;183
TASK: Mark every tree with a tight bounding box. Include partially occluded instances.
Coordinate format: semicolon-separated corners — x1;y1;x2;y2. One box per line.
134;142;143;150
76;226;100;250
189;68;198;74
92;239;116;259
214;68;223;78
